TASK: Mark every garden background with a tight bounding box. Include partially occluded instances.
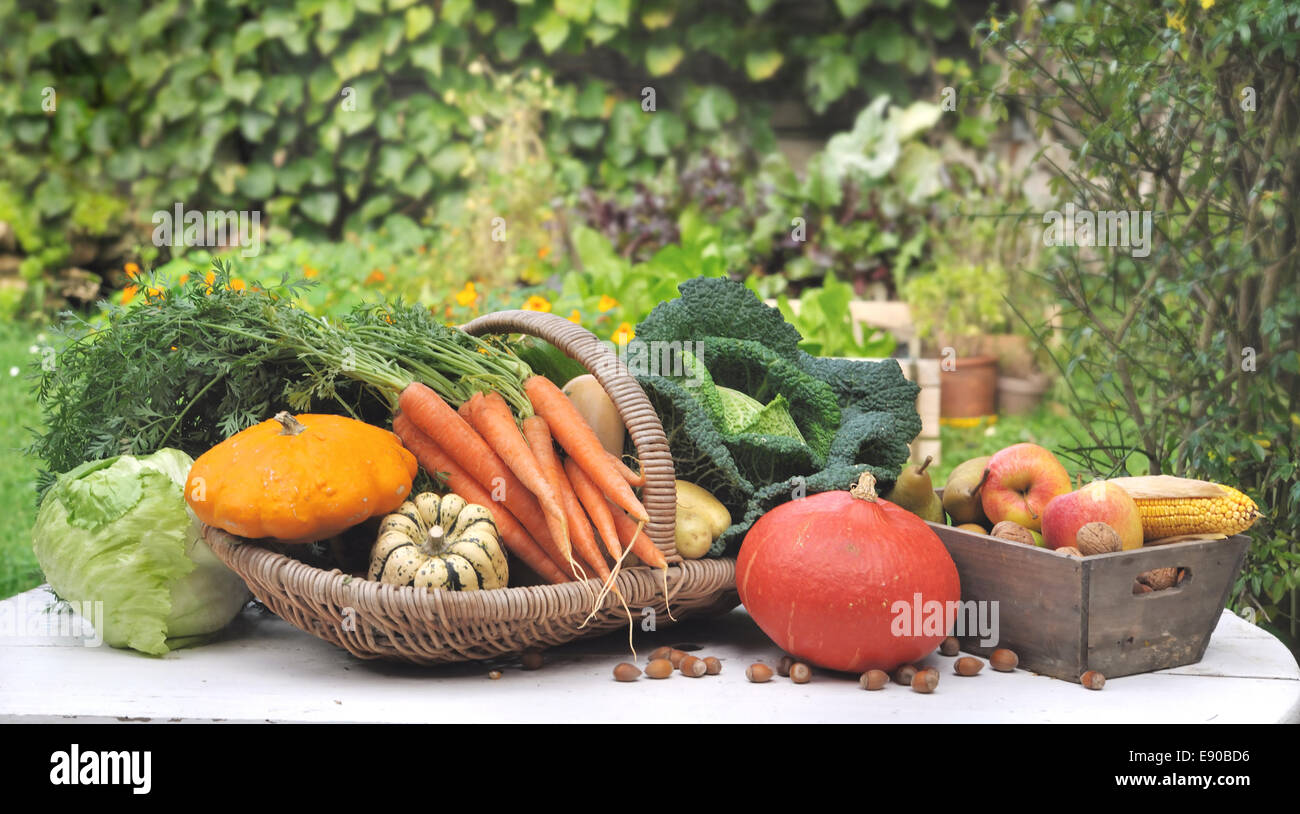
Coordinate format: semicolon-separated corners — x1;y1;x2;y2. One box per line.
1;0;1297;651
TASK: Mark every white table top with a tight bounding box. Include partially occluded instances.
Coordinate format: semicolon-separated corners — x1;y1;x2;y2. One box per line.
2;586;1297;724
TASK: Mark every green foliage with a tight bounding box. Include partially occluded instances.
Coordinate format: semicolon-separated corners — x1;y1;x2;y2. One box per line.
984;0;1300;625
776;271;896;358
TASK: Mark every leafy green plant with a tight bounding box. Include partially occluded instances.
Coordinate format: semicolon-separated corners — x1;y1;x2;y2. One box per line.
983;0;1300;627
776;272;896;358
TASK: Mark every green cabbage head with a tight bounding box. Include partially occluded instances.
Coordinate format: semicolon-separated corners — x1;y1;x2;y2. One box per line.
32;448;250;655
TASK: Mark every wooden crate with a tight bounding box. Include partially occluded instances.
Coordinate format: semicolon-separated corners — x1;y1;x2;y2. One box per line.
927;522;1251;682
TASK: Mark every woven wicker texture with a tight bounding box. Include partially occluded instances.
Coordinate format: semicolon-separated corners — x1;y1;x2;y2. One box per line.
204;311;739;664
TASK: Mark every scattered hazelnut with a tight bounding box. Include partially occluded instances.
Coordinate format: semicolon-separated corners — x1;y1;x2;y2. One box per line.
954;656;984;676
648;646;673;662
991;521;1037;546
612;662;641;682
790;662;812;684
668;649;689;667
520;648;544;671
911;667;940;694
746;663;774;683
1076;522;1122;556
860;669;890;690
679;655;707;677
777;655;795;677
939;636;960;657
1080;670;1106;690
892;663;919;686
990;648;1019;672
487;670;502;680
703;656;722;675
645;658;674;679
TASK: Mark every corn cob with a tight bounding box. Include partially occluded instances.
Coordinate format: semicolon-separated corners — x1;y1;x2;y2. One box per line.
1109;476;1260;540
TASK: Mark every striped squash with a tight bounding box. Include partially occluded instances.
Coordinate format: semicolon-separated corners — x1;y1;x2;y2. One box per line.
369;492;509;591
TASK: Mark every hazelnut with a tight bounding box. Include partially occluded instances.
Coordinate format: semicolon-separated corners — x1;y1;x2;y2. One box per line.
892;663;919;686
777;655;795;677
645;658;674;679
939;636;960;657
1080;670;1106;690
703;656;723;675
990;648;1019;672
648;646;673;662
668;649;689;667
860;669;890;690
612;662;641;682
679;655;707;677
954;657;984;676
911;667;940;694
487;670;502;680
790;662;812;684
520;648;544;671
746;663;774;683
1076;522;1122;556
991;521;1037;546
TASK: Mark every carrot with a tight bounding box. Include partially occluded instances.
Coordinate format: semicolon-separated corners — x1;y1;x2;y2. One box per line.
606;500;668;571
609;453;645;488
566;456;623;561
463;391;572;569
523;415;611;586
524;375;649;523
397;384;570;572
392;414;569;586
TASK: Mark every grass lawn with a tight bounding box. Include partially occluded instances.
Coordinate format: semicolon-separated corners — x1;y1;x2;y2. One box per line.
0;321;44;600
931;400;1087;485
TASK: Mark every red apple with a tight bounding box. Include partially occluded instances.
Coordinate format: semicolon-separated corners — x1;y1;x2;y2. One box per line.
979;443;1072;532
1041;480;1144;551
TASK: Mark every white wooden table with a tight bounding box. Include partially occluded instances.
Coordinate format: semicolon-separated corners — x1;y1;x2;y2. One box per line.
2;586;1297;724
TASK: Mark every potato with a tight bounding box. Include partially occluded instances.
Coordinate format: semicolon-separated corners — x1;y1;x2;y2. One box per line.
675;511;714;559
675;480;731;537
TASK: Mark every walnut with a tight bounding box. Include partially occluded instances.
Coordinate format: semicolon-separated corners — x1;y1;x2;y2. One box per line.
991;521;1037;546
1076;522;1122;556
1138;567;1180;591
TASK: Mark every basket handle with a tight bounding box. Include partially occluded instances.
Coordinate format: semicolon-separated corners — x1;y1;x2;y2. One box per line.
462;310;679;563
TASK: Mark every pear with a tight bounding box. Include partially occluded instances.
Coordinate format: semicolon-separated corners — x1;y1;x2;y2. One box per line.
886;456;946;523
942;455;992;526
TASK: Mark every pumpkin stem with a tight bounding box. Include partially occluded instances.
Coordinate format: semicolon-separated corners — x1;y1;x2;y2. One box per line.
274;411;307;436
850;471;879;502
421;524;446;555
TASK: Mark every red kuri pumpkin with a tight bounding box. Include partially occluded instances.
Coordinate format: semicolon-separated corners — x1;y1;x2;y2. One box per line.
736;472;961;673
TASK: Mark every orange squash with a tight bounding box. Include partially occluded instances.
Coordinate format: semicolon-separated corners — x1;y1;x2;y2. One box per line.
186;412;418;544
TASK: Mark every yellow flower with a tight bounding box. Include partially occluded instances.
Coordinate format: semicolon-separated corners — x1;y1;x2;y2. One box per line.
455;281;479;307
124;262;140;280
1200;0;1213;8
120;285;138;305
1167;12;1186;32
523;295;552;313
566;309;581;324
990;16;1000;32
611;322;635;345
229;278;247;292
145;286;165;299
302;264;319;279
597;294;619;312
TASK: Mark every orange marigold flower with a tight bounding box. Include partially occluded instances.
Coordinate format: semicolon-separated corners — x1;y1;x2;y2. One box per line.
522;295;552;313
303;264;319;279
455;281;479;307
179;273;190;284
145;286;165;299
124;262;141;280
366;269;386;285
120;285;138;305
537;245;551;260
566;309;581;324
597;294;619;312
611;322;635;345
229;278;247;292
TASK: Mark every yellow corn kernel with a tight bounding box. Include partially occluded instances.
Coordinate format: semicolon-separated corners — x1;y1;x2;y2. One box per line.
1133;486;1259;540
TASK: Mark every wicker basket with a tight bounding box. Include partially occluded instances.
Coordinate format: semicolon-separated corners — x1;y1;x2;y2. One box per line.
204;310;739;664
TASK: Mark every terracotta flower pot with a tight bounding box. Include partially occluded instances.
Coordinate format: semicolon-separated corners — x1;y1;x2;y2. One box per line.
939;355;998;419
997;374;1050;416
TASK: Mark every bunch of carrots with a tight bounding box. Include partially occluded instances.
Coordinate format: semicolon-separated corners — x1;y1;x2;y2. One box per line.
391;378;669;600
